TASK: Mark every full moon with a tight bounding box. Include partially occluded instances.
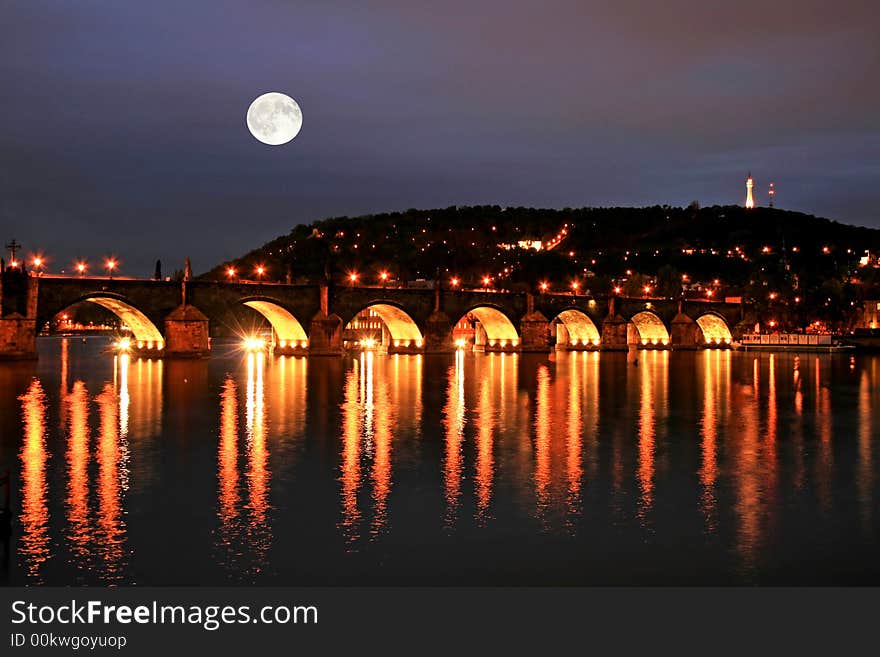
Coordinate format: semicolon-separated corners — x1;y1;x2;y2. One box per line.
246;92;302;146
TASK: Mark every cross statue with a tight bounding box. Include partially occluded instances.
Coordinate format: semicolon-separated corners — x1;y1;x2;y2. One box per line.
5;239;20;263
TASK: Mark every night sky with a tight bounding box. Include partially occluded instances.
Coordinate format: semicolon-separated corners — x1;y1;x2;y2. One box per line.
2;1;878;275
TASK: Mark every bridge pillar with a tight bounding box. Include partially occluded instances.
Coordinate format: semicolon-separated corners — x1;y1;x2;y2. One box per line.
601;315;628;350
308;312;343;356
0;315;37;360
424;311;454;353
474;323;487;351
164;304;210;358
670;313;699;349
555;322;570;349
520;311;550;352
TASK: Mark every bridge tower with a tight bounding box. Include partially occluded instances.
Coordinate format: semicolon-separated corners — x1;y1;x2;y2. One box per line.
0;261;38;359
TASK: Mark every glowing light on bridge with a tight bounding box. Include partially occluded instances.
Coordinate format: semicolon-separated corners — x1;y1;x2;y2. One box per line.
242;300;308;346
350;304;424;346
255;265;265;279
554;310;601;347
83;297;164;345
465;307;519;344
105;259;117;277
696;314;733;345
379;271;389;283
539;282;549;292
114;337;132;353
630;311;669;346
242;336;266;352
226;267;236;279
450;277;460;287
349;272;359;284
76;262;87;276
482;276;492;287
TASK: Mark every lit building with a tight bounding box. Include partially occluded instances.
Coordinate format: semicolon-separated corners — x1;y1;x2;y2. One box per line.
498;239;543;251
343;308;384;347
862;301;880;329
745;172;755;209
452;316;475;345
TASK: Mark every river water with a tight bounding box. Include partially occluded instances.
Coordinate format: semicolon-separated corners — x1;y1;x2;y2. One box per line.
1;337;877;585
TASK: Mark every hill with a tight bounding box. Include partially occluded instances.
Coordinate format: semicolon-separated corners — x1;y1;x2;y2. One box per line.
203;204;880;324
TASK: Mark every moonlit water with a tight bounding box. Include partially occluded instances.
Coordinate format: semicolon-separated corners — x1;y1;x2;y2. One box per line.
1;338;878;585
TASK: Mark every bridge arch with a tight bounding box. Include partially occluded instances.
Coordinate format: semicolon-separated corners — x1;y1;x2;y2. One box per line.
345;302;424;348
629;311;669;346
552;308;601;348
456;305;520;349
695;312;733;345
241;299;309;346
61;294;164;346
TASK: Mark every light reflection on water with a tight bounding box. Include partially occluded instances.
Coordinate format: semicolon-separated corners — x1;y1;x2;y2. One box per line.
2;338;879;585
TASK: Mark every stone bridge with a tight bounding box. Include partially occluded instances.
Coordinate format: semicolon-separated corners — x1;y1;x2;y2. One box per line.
0;267;748;359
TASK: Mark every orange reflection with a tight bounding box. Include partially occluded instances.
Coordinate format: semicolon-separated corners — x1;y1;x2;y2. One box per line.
18;379;50;583
475;373;494;524
59;338;70;424
637;355;656;521
217;376;240;557
699;350;719;531
534;364;551;522
442;350;466;527
732;355;778;576
370;359;393;538
565;353;585;522
96;381;126;582
244;352;271;568
814;358;833;512
65;380;91;564
337;351;399;544
339;358;362;545
791;357;805;490
734;382;760;573
858;367;873;531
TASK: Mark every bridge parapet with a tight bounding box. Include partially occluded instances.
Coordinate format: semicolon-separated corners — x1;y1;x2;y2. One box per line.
0;274;745;359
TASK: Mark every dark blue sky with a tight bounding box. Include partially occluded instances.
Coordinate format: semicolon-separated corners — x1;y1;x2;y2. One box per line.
2;1;878;274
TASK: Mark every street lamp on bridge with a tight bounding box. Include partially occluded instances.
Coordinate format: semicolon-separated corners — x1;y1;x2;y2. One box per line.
106;259;117;279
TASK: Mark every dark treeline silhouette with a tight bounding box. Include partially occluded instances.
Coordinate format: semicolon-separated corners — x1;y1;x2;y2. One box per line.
202;204;880;328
